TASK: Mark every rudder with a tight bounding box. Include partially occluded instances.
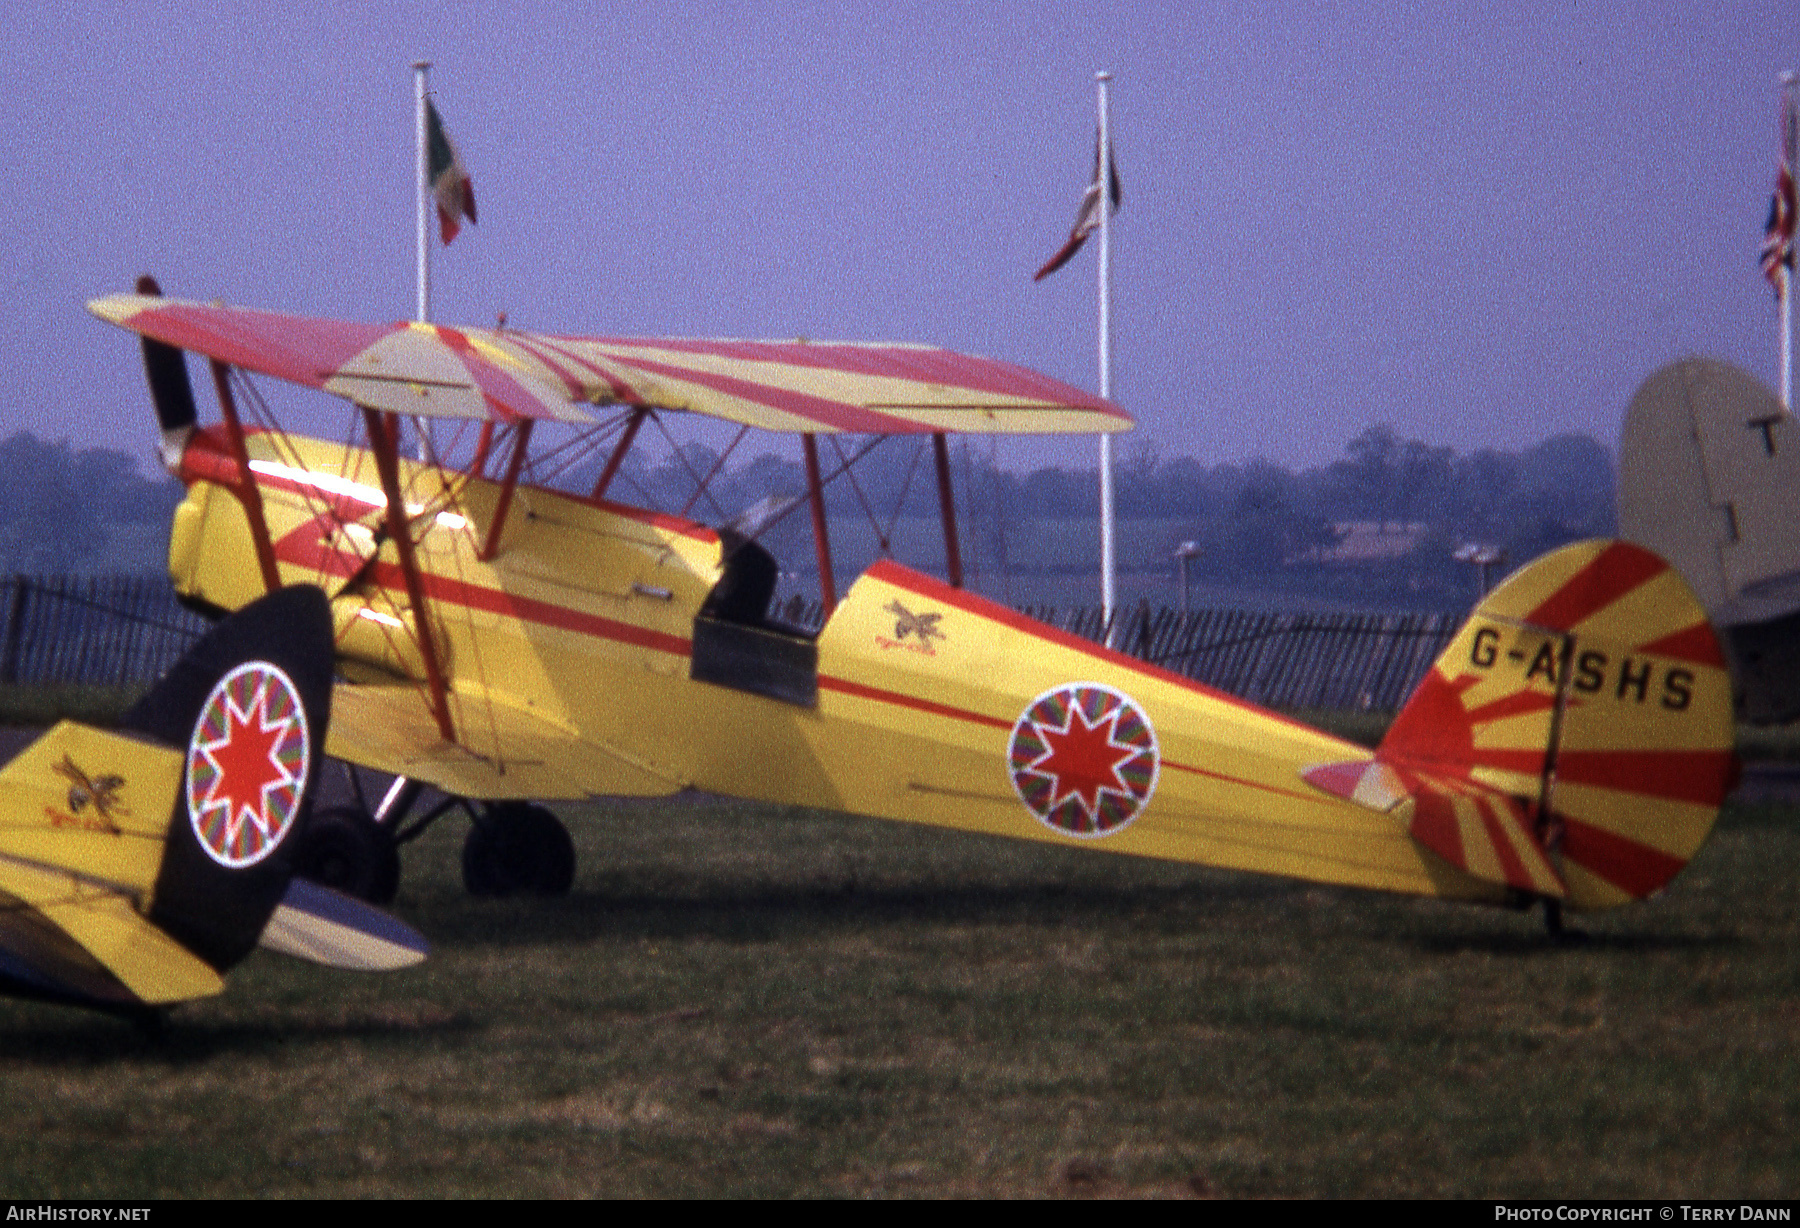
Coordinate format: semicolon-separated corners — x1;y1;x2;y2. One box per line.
1376;540;1736;910
123;585;335;971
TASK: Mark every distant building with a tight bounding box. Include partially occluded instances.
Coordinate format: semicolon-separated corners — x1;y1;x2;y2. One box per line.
1290;521;1431;565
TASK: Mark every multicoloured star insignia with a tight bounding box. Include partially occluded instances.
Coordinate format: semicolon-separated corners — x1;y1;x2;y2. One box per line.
185;661;311;869
1008;682;1159;838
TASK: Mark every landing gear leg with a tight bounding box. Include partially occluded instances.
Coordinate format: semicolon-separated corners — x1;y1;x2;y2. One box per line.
296;805;402;905
462;802;576;897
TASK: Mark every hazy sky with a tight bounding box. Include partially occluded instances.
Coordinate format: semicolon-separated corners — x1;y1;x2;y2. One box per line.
6;2;1797;471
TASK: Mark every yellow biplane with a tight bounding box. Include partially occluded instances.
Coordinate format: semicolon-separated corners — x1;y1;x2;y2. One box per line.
0;585;425;1022
88;279;1738;933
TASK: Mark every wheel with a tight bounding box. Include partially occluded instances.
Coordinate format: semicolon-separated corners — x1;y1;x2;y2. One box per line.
462;802;575;897
296;805;402;905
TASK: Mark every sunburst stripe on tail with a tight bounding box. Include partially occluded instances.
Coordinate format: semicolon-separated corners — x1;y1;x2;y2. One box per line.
1464;688;1560;724
1406;787;1466;874
1398;770;1565;897
1638;621;1730;666
1468;749;1737;806
1522;540;1669;632
1471;792;1561;895
1559;817;1693;899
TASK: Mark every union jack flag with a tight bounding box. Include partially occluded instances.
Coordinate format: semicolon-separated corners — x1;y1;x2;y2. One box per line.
1035;134;1122;282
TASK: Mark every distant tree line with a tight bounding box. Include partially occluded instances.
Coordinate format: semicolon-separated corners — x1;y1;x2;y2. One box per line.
1;423;1614;608
581;423;1615;607
0;433;184;573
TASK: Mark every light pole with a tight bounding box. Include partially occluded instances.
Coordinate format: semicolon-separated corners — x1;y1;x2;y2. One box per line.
1175;540;1200;615
1453;542;1506;598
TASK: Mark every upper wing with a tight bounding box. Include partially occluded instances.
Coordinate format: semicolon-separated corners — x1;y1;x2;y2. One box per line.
88;294;1130;435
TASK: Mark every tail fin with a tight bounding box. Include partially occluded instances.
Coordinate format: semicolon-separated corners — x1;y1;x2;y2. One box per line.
1308;540;1736;910
122;584;336;972
0;586;425;1012
1386;540;1736;909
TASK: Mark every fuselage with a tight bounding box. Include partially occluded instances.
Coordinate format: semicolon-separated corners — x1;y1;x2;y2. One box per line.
164;425;1497;903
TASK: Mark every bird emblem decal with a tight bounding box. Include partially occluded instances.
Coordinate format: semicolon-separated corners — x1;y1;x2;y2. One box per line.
52;755;126;832
883;600;946;646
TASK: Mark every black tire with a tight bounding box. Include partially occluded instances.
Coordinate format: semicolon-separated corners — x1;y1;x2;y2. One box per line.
296;805;402;905
462;802;575;897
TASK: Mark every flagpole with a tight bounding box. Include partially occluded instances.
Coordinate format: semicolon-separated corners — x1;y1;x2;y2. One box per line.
1096;70;1116;641
411;61;438;462
1782;70;1797;412
413;60;432;325
1784;266;1792;414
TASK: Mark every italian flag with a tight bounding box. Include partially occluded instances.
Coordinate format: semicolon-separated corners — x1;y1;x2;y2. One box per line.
427;99;477;244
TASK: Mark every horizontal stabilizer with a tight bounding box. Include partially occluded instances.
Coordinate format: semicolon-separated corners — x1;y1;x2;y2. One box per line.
259;878;427;971
1299;759;1408;812
0;857;224;1005
1300;759;1566;896
1394;770;1566;898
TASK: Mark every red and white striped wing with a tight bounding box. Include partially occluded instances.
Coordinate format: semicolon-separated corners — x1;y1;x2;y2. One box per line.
88;295;1130;435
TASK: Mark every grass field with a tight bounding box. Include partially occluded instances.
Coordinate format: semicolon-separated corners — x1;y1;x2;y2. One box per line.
0;791;1794;1199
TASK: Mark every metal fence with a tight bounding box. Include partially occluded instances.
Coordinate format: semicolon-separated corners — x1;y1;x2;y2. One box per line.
782;592;1458;712
0;575;207;687
1018;603;1460;712
3;576;1460;713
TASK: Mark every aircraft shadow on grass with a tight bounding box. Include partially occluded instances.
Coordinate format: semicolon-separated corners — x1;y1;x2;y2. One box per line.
0;1003;473;1062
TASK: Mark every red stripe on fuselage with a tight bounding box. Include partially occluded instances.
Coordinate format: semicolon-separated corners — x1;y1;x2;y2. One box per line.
817;675;1011;730
819;675;1323;805
276;529;695;660
1159;758;1333;804
863;560;1339;741
212;435;719;546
